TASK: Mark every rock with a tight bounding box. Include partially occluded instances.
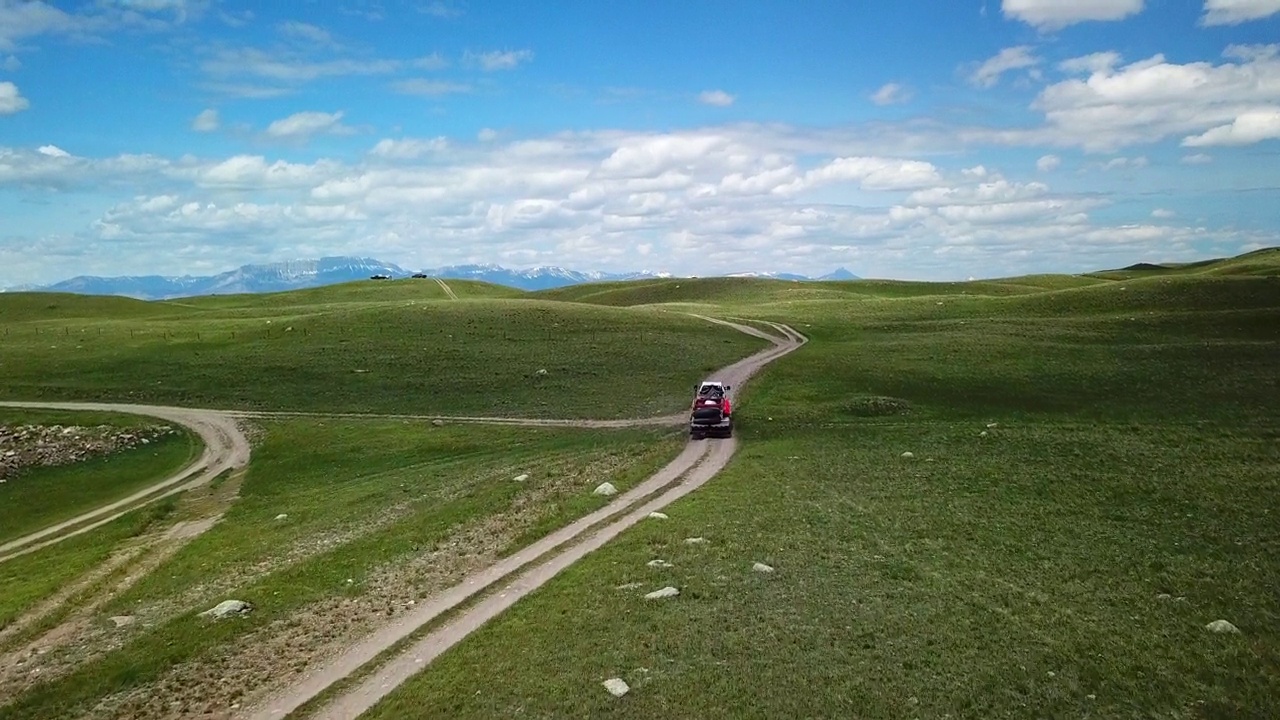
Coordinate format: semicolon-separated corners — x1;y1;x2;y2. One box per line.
615;582;644;590
602;678;630;697
274;513;288;521
986;422;999;428
109;615;135;627
1206;619;1240;634
200;600;252;619
535;368;549;376
980;431;989;437
431;419;444;427
1156;593;1172;601
752;562;775;573
684;537;708;545
647;512;669;520
644;586;680;600
647;559;673;568
593;482;618;496
901;451;914;458
513;473;529;482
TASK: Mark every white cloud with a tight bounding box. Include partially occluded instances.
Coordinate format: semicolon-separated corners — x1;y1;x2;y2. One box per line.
870;83;912;106
1152;208;1176;218
698;90;735;107
3;122;1274;285
391;78;471;96
463;49;533;71
202;48;402;82
0;80;28;114
37;144;69;157
969;46;1040;88
1182;108;1280;146
1096;156;1149;171
369;137;449;160
264;110;354;139
1058;52;1123;75
0;0;199;52
1201;0;1280;25
278;21;335;46
191;108;219;132
1;55;18;71
1181;153;1214;164
1002;0;1145;30
477;128;498;142
987;46;1280;151
1036;154;1061;172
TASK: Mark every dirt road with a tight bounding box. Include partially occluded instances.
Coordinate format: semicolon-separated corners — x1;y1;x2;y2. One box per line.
0;402;252;562
243;319;806;720
433;277;459;300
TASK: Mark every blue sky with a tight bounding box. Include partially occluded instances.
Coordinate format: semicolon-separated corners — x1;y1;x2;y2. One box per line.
1;0;1279;285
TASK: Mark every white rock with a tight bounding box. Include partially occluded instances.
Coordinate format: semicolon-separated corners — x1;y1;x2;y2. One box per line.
535;368;549;376
513;474;529;482
109;615;135;627
602;678;630;697
200;600;251;619
684;537;708;545
593;482;618;496
274;513;288;521
615;582;644;590
644;586;680;600
980;431;989;437
986;422;999;428
901;451;914;458
1206;619;1240;634
431;419;444;427
647;512;669;520
1156;593;1172;601
752;562;775;573
647;559;673;568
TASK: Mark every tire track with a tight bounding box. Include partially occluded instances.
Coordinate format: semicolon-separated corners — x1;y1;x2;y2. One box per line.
433;278;458;300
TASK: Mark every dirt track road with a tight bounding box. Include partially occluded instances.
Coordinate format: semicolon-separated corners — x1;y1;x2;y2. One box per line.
0;402;252;562
243;319;806;720
0;315;806;719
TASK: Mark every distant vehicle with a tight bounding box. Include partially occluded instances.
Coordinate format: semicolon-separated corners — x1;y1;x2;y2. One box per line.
689;380;732;439
370;274;390;280
412;273;429;278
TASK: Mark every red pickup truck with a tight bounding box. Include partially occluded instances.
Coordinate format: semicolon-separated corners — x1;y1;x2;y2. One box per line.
689;381;733;439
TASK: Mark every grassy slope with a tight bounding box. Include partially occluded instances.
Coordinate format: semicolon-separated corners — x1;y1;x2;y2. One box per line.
0;418;688;719
366;255;1280;719
0;292;764;418
0;409;199;544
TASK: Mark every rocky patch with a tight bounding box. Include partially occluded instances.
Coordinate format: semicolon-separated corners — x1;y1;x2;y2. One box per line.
0;422;179;481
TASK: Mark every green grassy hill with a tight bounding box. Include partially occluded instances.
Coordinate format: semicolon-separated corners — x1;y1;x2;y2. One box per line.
0;289;765;418
2;248;1279;720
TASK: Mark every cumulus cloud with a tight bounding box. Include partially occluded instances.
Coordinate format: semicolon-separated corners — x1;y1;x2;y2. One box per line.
1182;108;1280;146
870;83;912;105
0;0;199;52
698;89;735;107
1152;208;1176;218
0;80;28;114
263;110;354;140
1036;154;1061;172
2;122;1273;285
979;45;1280;151
463;49;533;71
368;137;449;159
1002;0;1145;30
1200;0;1280;25
969;46;1040;88
37;144;69;157
191;108;219;132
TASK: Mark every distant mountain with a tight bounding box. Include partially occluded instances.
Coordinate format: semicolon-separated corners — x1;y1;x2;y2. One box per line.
5;257;862;299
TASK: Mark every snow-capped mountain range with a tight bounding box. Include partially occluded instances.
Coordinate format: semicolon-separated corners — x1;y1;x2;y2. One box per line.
3;257;862;300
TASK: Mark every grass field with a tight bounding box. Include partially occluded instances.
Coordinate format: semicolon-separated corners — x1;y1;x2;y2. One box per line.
0;418;688;720
0;408;199;545
0;289;765;418
363;250;1280;720
1;248;1277;719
